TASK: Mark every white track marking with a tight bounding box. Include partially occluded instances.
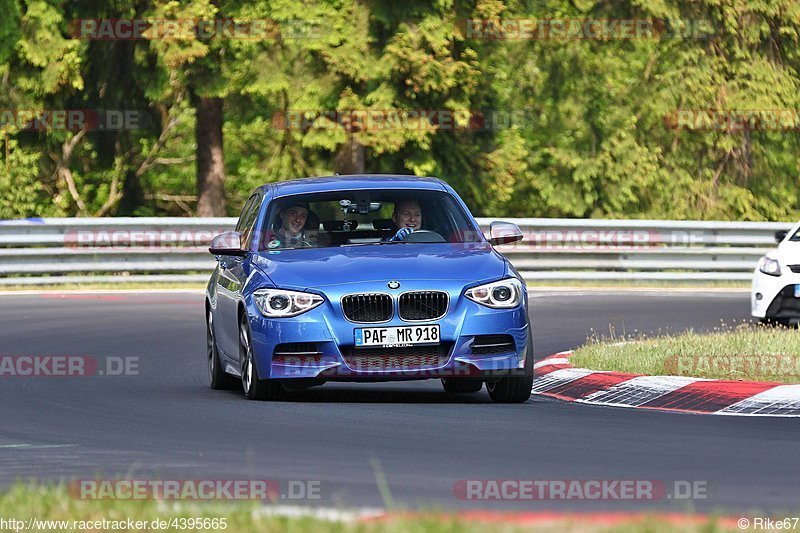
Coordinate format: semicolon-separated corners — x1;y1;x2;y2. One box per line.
531;368;598;393
716;385;800;417
578;376;704;407
533;358;569;369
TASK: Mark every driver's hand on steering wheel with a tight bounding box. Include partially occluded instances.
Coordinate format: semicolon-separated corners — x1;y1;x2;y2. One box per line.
390;227;414;241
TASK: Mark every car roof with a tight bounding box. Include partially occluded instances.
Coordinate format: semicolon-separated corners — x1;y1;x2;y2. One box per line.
255;175;448;197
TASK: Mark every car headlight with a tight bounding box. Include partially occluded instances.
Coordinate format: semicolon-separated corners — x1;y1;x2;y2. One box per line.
758;256;782;277
465;278;523;309
253;289;323;317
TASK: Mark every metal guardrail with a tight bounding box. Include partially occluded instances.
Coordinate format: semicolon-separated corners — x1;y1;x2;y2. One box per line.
0;217;792;285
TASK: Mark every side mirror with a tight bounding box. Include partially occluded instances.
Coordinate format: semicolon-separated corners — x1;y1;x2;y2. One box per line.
775;230;788;244
487;221;523;246
209;231;247;257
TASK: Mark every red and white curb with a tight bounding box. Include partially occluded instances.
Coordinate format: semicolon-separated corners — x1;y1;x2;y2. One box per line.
533;352;800;417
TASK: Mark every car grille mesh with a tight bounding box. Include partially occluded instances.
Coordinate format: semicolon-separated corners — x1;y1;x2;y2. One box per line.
398;291;448;321
342;343;452;371
341;293;393;322
765;285;800;316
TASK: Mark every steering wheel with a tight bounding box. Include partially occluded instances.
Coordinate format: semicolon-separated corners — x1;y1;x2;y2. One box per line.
403;229;446;243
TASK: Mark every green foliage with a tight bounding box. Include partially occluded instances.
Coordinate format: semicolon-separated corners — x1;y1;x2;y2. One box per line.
0;0;21;64
0;138;48;218
1;0;799;219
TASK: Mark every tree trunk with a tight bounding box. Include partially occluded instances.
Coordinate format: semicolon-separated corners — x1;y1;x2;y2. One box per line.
117;164;143;216
196;97;227;216
334;134;365;174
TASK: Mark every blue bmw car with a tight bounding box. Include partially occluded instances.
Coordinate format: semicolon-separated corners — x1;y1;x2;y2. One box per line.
205;175;532;402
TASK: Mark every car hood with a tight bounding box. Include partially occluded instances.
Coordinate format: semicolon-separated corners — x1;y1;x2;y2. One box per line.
777;240;800;262
251;243;507;290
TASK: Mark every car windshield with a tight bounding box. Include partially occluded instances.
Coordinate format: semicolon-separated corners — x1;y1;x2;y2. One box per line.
256;189;482;251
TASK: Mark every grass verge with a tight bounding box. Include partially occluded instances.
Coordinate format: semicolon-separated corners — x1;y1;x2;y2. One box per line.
0;483;740;532
571;323;800;383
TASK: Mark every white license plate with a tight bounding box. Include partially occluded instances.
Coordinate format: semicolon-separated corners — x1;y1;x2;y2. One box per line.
795;285;800;298
355;325;440;348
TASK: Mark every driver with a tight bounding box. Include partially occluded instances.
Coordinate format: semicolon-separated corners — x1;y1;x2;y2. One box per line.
389;199;422;241
270;201;318;248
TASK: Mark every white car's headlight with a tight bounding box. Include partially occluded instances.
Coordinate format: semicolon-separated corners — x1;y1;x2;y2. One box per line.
253;289;323;317
758;256;782;277
465;278;523;309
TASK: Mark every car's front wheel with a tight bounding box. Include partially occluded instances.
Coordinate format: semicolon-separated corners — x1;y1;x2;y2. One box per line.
239;314;286;401
207;309;238;390
486;374;533;403
486;335;533;403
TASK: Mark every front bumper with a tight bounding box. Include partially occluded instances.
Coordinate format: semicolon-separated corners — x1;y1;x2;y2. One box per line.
751;268;800;320
245;282;531;381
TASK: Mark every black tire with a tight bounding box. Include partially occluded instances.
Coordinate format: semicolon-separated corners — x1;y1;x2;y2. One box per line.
441;378;483;393
486;332;534;403
207;308;238;390
239;314;286;401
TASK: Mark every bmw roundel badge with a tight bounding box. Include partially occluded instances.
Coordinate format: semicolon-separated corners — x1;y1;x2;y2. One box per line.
388;281;400;289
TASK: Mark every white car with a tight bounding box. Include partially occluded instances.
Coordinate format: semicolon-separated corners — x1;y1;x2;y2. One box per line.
752;221;800;326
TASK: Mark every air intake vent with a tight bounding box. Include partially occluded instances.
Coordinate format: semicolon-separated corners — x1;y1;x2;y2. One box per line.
471;334;515;355
272;343;323;365
273;343;320;356
398;291;448;321
341;293;393;323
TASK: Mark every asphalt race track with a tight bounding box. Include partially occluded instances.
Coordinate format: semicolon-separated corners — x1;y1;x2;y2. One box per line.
1;289;797;514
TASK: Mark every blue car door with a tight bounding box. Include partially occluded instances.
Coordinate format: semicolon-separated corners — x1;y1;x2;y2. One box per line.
216;194;261;359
